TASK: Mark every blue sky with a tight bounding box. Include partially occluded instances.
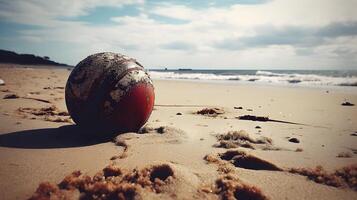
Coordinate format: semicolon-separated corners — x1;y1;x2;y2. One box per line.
0;0;357;69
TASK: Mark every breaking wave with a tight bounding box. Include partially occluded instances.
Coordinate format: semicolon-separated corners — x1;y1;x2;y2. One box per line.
148;70;357;87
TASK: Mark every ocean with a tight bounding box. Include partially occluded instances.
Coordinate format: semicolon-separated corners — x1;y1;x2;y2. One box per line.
148;69;357;88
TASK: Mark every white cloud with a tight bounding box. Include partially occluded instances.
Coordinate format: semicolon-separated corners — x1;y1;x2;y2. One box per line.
0;0;144;26
150;0;357;26
1;0;357;69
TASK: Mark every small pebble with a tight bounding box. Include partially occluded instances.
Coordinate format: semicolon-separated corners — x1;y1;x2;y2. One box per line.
156;126;166;134
341;101;354;106
288;137;300;143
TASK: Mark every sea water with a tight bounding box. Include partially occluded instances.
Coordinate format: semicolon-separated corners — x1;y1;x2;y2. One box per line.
148;69;357;88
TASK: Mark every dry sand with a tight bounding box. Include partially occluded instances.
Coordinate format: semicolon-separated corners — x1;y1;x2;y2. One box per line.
0;64;356;199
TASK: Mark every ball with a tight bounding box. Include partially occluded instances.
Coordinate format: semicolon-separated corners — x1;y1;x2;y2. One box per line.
65;52;155;132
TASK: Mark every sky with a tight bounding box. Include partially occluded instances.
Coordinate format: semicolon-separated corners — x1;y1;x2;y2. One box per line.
0;0;357;69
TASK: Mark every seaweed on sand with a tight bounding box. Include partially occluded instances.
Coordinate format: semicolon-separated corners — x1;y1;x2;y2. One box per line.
29;164;175;200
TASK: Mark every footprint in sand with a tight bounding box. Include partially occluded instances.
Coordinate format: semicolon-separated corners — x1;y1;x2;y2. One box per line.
214;130;283;151
206;150;357;190
110;125;187;160
201;175;269;200
137;125;187;144
289;165;357;190
205;150;282;171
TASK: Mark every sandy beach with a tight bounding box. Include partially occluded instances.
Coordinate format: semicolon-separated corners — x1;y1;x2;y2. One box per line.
0;64;356;199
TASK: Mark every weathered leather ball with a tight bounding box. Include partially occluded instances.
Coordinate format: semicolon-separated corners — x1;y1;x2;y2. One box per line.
65;52;155;132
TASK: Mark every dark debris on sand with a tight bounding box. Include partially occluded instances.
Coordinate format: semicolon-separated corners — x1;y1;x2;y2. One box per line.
237;115;303;126
138;125;179;135
29;164;175;200
18;105;69;116
237;115;269;122
337;152;352;158
3;93;19;99
43;86;65;90
139;126;168;134
341;101;354;106
289;165;357;190
288;138;300;143
234;106;243;110
18;105;71;123
205;175;269;200
196;108;224;117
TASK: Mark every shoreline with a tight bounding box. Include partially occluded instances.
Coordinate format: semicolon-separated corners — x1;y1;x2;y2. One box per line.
152;77;357;94
149;68;357;92
2;64;356;91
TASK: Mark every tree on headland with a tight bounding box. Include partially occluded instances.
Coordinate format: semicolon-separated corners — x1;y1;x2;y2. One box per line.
0;49;68;66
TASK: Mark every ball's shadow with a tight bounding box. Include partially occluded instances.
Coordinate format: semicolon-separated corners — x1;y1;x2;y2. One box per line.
0;125;118;149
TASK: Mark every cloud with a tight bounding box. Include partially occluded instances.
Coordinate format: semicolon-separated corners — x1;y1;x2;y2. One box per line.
317;21;357;37
214;26;314;50
148;0;269;9
0;0;357;69
0;0;144;26
215;21;357;52
149;0;357;27
160;41;195;50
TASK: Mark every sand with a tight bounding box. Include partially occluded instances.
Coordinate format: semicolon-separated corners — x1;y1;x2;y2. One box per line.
0;64;356;199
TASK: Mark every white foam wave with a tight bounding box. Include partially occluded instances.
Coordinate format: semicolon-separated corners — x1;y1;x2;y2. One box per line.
148;71;357;87
256;70;285;77
149;71;239;80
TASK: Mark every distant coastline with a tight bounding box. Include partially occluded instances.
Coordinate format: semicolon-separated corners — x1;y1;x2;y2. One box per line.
0;49;70;67
178;68;192;71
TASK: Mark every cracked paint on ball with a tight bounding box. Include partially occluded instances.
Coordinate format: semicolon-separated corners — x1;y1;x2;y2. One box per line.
65;52;155;132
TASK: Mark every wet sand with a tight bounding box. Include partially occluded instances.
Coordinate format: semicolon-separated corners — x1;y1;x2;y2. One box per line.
0;64;356;199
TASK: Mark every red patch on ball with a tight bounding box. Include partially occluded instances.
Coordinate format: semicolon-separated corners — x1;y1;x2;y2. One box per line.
65;52;155;132
110;83;155;132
